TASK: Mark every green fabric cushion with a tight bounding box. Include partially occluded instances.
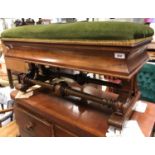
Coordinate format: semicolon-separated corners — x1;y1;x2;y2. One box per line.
1;22;154;40
137;63;155;103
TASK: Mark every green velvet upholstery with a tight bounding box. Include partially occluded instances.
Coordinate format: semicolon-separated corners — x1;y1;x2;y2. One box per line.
137;63;155;103
1;22;154;40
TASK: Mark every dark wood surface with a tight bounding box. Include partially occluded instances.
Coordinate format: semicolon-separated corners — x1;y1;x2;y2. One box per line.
11;89;155;137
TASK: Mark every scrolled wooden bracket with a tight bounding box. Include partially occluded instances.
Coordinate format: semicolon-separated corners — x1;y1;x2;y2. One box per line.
108;91;140;129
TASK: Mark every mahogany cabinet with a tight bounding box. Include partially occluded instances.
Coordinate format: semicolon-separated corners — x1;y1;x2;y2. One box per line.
11;89;155;137
12;89;110;137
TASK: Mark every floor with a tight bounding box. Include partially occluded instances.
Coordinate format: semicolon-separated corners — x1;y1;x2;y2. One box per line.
0;121;154;137
0;121;19;137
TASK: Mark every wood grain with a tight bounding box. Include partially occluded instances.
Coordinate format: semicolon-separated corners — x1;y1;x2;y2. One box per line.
2;39;150;79
11;90;155;137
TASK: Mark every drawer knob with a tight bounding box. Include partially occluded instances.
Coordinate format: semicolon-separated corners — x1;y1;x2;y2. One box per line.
26;122;34;130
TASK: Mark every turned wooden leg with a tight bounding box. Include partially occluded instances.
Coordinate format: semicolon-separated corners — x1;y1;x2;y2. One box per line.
7;69;14;88
17;74;21;83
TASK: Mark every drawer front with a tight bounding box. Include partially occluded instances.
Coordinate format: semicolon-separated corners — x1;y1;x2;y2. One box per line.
54;125;77;137
15;107;53;137
5;57;28;73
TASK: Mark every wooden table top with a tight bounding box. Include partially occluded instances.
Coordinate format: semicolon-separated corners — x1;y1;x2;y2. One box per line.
132;101;155;137
11;89;155;137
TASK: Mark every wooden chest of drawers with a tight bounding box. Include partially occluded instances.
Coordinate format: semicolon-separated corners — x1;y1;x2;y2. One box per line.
12;89;109;137
11;89;155;137
15;107;53;137
15;106;77;137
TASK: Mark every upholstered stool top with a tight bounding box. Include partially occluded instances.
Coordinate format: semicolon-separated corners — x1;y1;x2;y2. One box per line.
1;22;154;43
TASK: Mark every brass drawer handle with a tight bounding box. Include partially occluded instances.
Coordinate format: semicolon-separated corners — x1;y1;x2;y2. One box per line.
26;122;34;130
